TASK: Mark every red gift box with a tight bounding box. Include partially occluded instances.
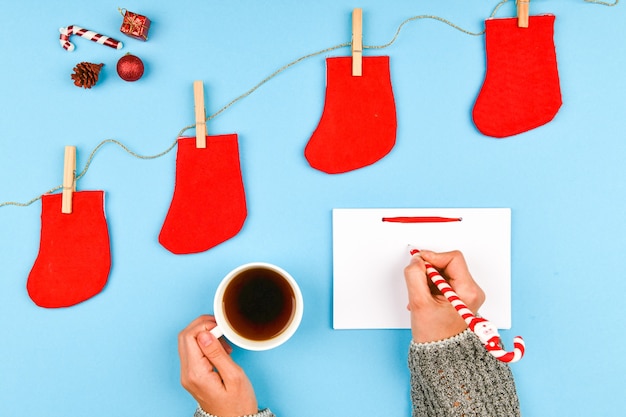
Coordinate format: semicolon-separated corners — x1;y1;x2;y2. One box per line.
120;9;150;41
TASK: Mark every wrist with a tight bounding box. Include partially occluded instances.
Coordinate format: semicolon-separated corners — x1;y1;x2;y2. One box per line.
410;311;467;344
410;328;473;348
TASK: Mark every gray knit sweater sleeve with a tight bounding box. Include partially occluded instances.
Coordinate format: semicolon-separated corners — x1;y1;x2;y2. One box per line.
193;406;275;417
408;329;521;417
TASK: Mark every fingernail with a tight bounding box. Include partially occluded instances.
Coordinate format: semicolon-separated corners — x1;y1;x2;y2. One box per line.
409;253;422;263
197;332;214;347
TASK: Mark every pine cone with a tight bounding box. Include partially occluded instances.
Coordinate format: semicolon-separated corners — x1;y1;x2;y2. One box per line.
71;62;104;89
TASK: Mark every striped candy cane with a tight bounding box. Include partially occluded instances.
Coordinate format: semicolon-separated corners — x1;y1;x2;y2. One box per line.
59;25;123;52
408;246;525;363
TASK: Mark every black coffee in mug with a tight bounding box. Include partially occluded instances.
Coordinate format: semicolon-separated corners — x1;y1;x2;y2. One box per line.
222;267;296;341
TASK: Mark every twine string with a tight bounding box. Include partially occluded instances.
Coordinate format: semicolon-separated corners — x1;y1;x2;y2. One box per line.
206;42;350;124
584;0;618;5
0;0;618;209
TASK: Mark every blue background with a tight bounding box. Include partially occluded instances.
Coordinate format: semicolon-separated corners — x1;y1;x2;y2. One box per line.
1;1;625;416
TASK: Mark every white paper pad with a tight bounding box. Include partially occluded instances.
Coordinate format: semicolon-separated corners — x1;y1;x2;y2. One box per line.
332;208;511;329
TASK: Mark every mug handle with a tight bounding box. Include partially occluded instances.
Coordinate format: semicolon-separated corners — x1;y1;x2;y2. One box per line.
210;325;224;339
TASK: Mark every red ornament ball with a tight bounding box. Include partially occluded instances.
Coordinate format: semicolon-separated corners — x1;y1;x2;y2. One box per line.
116;53;144;82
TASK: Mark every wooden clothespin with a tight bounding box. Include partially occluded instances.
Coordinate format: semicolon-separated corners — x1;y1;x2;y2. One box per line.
352;8;363;76
62;145;76;214
517;0;530;28
193;80;207;148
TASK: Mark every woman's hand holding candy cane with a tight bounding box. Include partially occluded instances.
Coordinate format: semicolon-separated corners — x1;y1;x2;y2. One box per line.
405;247;525;363
404;249;484;343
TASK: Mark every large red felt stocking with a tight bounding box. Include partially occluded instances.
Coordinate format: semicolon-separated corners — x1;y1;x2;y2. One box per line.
27;191;111;308
159;135;247;254
472;15;562;138
305;56;397;174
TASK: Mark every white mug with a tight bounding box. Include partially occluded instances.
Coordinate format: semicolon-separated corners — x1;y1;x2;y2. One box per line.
210;262;304;351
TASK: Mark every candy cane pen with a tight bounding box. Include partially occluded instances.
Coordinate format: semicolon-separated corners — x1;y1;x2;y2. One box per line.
408;246;525;363
60;25;123;52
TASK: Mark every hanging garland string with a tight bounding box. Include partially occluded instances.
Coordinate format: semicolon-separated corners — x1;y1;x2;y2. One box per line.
0;0;617;209
585;0;618;5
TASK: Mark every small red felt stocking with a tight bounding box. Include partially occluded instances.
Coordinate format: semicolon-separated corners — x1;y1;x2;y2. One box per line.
27;191;111;308
159;135;247;254
305;56;397;174
472;15;562;138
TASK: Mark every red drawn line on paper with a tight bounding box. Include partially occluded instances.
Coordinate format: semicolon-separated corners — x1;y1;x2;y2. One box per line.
381;216;462;223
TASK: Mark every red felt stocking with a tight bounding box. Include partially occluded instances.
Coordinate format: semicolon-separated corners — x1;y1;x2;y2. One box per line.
472;15;562;138
159;135;247;254
27;191;111;308
305;56;397;174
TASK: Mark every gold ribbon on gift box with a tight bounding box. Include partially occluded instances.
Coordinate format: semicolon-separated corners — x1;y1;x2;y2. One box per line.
118;8;149;40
